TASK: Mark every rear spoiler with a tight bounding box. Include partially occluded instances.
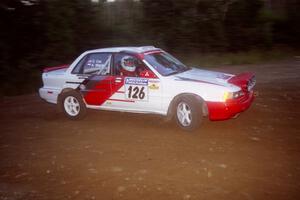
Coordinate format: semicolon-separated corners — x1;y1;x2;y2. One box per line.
43;64;69;73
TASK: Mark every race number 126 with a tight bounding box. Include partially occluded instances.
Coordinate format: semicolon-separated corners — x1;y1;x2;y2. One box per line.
125;85;148;101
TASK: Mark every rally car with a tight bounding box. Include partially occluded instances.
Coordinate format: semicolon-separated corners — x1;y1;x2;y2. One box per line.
39;46;255;131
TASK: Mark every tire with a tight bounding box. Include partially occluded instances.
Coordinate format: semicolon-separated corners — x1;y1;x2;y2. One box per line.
174;96;203;131
59;90;86;120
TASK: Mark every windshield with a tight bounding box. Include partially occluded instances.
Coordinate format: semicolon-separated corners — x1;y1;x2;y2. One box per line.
144;52;190;76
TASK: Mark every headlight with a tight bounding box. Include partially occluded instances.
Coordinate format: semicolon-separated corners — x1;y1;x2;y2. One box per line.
223;90;244;101
223;91;232;101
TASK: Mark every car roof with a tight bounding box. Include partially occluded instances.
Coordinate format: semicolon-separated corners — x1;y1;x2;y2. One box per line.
84;46;161;54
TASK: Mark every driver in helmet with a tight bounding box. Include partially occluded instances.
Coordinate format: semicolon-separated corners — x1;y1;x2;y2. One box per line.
120;55;137;77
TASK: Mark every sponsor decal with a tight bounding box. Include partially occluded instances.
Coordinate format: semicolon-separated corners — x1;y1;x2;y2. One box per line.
125;78;148;101
125;77;148;86
149;83;159;90
149;79;160;83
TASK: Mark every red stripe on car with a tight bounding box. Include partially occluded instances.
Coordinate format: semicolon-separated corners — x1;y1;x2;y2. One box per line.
43;64;69;72
83;76;125;106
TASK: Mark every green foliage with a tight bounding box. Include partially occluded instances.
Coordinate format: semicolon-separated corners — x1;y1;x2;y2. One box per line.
0;0;299;96
182;48;297;67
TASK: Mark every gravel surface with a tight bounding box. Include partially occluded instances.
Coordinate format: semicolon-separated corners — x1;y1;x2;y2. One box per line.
0;59;299;200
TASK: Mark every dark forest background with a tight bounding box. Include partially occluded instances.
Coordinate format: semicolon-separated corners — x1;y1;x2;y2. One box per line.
0;0;299;96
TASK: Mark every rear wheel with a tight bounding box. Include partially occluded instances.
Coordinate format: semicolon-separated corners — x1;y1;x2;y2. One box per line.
175;96;203;131
59;91;86;120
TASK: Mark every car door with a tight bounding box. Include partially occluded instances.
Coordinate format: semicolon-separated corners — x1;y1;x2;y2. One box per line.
106;52;162;113
67;53;114;106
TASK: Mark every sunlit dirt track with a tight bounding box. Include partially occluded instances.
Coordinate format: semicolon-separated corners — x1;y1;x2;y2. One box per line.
0;59;300;200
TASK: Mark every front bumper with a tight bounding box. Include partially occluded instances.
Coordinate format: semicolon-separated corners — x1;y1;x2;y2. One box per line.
206;90;255;121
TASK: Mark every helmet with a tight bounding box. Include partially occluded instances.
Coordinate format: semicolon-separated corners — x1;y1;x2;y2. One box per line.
121;56;136;72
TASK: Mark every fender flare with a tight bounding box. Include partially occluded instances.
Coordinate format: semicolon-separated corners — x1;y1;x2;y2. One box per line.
57;88;85;110
166;93;208;121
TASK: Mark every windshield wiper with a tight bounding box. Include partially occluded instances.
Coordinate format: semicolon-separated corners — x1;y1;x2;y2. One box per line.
180;66;191;72
165;68;188;76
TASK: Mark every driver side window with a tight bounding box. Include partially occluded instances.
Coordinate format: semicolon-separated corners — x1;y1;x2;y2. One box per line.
113;53;150;77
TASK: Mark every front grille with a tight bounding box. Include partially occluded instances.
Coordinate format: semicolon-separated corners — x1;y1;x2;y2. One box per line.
247;76;256;91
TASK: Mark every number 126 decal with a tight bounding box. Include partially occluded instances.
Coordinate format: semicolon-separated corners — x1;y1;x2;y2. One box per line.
125;85;148;101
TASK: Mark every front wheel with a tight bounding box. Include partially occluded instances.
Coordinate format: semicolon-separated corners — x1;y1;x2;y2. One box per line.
175;97;203;131
59;91;86;120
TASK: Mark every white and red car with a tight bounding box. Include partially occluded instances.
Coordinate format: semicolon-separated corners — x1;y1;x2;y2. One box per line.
39;46;255;130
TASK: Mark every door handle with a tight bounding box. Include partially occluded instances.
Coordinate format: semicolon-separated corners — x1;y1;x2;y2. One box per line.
78;76;89;80
76;74;90;79
115;77;122;83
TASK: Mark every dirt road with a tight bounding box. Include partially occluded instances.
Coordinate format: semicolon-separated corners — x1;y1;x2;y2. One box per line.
0;59;300;200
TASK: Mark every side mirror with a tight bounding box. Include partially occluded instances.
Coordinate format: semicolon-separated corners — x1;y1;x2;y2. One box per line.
139;70;157;78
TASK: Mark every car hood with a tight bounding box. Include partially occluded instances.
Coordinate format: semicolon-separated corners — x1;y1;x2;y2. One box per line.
173;68;234;86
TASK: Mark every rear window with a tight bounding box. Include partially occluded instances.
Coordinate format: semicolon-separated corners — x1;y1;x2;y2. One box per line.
72;53;112;75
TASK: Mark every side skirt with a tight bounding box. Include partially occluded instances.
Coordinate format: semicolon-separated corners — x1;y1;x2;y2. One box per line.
86;104;167;116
